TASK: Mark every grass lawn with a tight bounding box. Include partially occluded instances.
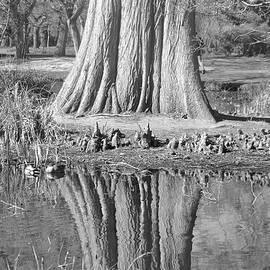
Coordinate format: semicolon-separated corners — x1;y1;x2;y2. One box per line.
1;47;270;84
202;55;270;84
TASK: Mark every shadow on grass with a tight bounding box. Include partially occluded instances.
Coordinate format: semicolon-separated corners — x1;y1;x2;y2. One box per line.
216;111;270;123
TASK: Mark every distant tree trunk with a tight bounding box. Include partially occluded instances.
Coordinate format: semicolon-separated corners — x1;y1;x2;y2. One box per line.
54;0;216;122
40;26;47;48
67;18;81;55
1;37;8;47
33;26;40;48
15;24;26;58
55;21;68;56
10;0;36;58
47;26;50;48
79;15;85;37
9;37;13;47
24;20;30;54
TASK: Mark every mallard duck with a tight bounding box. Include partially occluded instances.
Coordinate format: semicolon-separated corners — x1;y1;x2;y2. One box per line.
45;163;65;174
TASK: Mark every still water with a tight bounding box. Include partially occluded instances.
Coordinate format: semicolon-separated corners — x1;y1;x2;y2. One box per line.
0;165;270;270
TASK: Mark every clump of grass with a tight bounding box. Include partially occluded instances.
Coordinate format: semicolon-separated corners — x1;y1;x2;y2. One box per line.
0;68;58;97
205;80;270;116
0;69;62;162
237;82;270;116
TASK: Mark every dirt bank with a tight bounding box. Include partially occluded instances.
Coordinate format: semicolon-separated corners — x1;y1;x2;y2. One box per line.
54;112;270;171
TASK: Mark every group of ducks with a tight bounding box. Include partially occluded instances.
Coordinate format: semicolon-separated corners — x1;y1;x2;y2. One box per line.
24;163;65;179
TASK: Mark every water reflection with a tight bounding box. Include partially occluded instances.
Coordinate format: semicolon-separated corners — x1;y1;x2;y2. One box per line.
1;166;270;269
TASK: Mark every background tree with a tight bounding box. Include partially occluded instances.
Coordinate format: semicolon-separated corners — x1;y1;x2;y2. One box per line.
196;0;270;56
30;13;47;48
54;0;216;122
6;0;37;58
51;0;86;54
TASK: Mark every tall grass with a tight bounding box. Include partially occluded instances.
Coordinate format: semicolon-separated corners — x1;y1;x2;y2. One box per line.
205;80;270;116
0;69;61;162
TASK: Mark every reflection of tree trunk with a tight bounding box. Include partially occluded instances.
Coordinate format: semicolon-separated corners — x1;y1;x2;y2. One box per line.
55;22;68;57
94;171;118;268
137;175;152;269
58;167;118;270
151;173;160;270
115;175;140;270
159;171;201;270
57;173;92;269
75;168;103;269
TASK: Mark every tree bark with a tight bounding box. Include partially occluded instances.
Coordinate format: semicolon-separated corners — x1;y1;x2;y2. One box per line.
53;0;216;122
55;21;68;57
161;0;214;120
33;26;40;48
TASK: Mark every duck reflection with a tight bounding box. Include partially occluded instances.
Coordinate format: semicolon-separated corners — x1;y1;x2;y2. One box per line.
58;167;202;270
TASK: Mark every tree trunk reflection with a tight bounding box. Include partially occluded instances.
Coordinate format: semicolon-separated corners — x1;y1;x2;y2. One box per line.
59;167;201;270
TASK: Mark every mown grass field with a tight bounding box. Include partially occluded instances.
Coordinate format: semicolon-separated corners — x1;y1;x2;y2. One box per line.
1;46;270;84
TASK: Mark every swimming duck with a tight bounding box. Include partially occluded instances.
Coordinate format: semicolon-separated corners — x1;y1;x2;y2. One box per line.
45;163;65;174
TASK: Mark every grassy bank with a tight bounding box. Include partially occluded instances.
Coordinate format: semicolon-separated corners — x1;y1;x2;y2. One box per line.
0;69;270;171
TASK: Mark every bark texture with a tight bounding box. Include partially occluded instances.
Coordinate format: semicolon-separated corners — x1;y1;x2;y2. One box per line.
54;0;216;122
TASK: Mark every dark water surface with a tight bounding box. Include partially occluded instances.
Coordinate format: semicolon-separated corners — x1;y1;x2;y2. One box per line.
0;165;270;270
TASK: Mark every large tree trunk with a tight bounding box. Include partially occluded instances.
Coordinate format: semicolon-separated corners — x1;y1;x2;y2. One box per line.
55;21;68;57
161;0;213;119
53;0;216;122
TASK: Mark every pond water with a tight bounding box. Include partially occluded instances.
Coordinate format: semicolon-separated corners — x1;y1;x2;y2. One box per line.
0;165;270;270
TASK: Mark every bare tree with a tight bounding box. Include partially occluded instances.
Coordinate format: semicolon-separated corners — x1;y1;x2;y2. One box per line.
1;0;37;58
30;14;46;48
53;0;216;122
51;0;86;55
